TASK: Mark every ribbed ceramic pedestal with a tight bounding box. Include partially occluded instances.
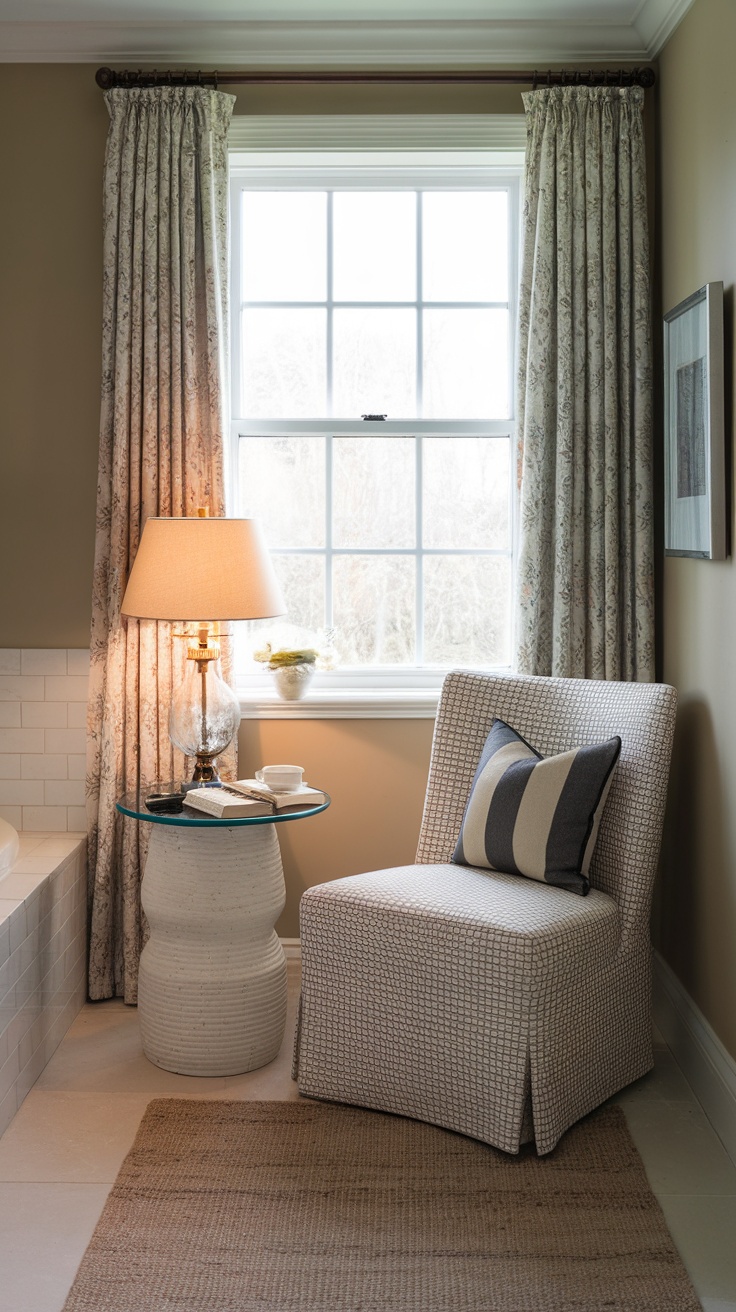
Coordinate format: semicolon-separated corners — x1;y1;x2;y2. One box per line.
138;823;287;1076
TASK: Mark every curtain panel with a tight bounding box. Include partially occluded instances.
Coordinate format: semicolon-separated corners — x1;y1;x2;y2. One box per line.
86;86;235;1003
515;86;655;681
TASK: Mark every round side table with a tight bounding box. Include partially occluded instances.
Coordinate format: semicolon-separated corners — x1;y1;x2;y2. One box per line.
117;787;330;1078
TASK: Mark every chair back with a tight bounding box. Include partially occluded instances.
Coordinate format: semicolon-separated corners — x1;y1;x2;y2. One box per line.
417;671;677;947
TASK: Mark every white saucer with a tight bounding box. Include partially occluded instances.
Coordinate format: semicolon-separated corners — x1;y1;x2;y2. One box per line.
259;780;308;794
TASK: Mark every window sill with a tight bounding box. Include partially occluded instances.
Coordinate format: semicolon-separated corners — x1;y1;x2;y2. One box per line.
239;686;440;719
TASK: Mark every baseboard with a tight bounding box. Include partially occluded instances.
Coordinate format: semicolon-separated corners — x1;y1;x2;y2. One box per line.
653;951;736;1166
280;937;301;961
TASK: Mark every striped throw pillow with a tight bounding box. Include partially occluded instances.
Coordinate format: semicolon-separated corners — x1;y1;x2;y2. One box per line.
452;718;621;896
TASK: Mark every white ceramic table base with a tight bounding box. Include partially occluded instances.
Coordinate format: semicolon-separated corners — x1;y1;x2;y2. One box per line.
138;823;287;1076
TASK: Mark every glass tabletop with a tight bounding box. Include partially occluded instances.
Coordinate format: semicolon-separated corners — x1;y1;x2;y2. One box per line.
116;783;331;827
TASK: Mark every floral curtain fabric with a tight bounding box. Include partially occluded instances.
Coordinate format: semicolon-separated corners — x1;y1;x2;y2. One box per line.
86;86;235;1002
515;86;655;681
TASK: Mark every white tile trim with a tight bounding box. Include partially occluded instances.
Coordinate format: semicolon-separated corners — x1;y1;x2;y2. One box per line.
653;950;736;1168
0;652;21;676
20;650;67;676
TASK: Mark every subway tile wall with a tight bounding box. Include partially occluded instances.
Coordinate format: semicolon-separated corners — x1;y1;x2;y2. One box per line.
0;835;87;1136
0;650;89;832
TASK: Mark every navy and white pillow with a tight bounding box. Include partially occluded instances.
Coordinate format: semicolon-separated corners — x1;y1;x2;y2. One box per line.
452;719;621;896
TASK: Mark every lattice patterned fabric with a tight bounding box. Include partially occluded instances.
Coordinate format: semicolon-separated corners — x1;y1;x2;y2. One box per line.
294;672;677;1155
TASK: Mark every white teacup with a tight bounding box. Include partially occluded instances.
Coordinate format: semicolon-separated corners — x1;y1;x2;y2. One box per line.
256;764;304;792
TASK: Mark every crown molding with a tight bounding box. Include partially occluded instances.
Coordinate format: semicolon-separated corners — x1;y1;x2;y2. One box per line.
0;18;656;65
633;0;696;57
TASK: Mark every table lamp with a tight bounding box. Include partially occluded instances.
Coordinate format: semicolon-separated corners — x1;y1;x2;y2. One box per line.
121;514;285;784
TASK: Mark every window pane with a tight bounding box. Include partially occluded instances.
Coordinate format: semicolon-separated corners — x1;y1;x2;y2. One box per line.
333;192;416;302
239;436;325;548
242;308;326;418
423;437;509;550
271;554;325;633
241;192;326;302
423;308;509;419
333;556;415;665
333;309;416;417
332;437;415;549
423;555;511;666
423;192;508;303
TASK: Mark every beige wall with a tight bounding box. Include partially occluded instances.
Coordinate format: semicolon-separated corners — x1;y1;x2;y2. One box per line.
239;717;435;936
657;0;736;1058
0;65;522;651
0;66;107;648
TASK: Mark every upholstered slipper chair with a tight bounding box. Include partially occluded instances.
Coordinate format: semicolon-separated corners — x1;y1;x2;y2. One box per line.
293;671;677;1156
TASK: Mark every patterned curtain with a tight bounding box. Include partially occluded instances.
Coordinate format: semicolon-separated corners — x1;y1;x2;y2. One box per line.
86;87;235;1002
515;86;655;681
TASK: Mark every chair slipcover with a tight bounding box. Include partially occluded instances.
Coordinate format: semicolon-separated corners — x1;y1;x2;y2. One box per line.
294;672;677;1155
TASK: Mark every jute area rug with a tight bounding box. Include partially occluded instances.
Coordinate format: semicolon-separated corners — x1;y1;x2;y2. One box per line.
63;1099;701;1312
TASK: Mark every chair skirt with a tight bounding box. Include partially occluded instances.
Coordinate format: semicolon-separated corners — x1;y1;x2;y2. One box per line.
293;863;653;1155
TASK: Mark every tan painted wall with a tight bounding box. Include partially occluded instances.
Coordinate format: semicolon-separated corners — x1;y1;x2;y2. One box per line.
239;717;435;936
656;0;736;1058
0;64;521;647
0;66;106;648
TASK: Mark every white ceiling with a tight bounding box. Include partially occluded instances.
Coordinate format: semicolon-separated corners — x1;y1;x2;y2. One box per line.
0;1;651;18
0;0;696;63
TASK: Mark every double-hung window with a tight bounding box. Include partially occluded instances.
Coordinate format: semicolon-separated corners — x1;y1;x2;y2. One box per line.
230;130;522;715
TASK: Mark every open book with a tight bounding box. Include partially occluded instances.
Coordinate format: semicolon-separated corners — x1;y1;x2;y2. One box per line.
225;778;327;808
184;780;326;819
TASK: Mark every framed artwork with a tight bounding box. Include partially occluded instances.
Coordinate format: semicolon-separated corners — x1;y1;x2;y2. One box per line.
664;281;726;559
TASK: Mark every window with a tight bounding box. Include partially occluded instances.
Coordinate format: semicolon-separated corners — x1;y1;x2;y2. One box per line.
229;146;522;714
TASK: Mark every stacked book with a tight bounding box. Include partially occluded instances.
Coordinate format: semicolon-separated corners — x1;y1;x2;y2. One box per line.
184;778;327;819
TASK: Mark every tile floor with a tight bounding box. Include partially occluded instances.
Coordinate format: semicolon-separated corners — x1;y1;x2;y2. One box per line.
0;962;734;1312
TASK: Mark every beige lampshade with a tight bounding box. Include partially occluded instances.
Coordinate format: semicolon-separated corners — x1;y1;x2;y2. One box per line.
120;517;286;621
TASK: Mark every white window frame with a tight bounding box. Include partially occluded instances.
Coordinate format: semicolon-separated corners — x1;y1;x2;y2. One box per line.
229;128;524;718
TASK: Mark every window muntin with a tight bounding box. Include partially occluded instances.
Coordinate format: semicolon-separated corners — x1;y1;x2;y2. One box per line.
235;425;512;670
230;164;520;690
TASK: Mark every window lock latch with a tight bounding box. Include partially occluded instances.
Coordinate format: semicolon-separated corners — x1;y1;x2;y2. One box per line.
361;414;387;421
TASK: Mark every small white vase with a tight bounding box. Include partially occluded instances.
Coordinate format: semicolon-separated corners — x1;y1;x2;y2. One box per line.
271;662;315;701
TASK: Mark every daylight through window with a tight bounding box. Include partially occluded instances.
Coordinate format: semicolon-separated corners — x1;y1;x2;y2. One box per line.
230;164;520;684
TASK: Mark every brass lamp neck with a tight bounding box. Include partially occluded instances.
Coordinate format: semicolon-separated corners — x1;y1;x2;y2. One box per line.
183;621;221;665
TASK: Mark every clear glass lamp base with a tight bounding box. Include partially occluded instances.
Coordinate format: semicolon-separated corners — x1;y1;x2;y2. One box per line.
169;656;241;782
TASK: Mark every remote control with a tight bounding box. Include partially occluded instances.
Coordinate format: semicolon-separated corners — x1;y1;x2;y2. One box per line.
145;791;186;814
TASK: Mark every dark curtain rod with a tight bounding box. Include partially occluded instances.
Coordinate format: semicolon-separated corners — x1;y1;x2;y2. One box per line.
96;66;656;91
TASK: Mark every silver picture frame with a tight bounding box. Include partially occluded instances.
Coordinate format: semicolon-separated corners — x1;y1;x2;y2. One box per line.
664;281;726;559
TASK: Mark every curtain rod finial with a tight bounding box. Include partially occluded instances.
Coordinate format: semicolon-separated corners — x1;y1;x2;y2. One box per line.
96;66;114;89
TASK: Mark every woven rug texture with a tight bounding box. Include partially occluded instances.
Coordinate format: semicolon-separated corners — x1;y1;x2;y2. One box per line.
62;1098;702;1311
